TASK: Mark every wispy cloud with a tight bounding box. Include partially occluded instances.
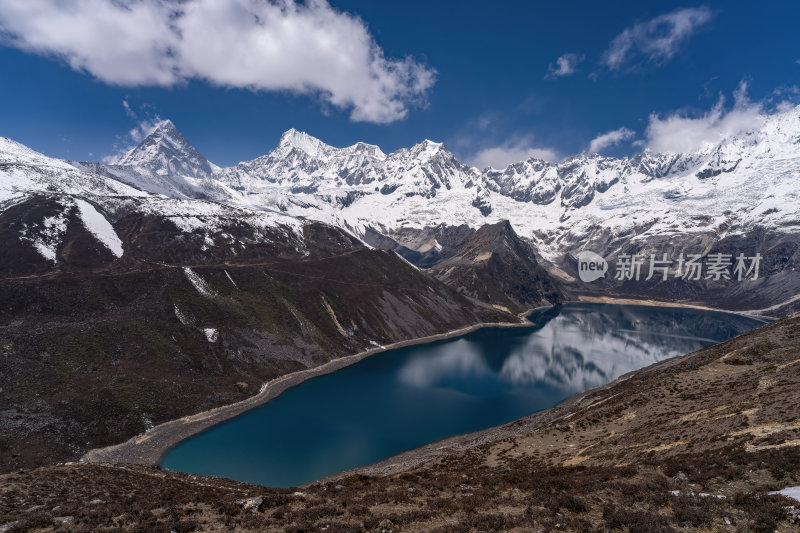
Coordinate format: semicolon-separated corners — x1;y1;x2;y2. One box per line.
644;81;766;153
602;7;712;71
773;85;800;98
0;0;435;124
102;101;163;164
467;135;559;170
122;99;136;120
588;127;636;154
127;117;163;145
546;53;585;79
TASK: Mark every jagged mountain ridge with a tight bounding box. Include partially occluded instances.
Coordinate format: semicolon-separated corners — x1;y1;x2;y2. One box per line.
2;130;564;314
0;134;313;277
216;128;473;202
73;105;800;264
3;105;800;313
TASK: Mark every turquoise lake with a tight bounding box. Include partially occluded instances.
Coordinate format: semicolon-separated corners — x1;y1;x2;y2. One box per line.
161;303;766;488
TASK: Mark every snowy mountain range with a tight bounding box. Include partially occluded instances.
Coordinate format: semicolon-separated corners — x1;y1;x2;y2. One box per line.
249;105;799;262
64;106;800;261
2;104;799;311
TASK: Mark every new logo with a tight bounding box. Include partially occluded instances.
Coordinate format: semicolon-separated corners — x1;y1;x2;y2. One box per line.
577;250;608;282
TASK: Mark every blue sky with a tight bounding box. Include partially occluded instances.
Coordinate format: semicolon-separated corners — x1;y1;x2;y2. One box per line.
0;0;798;168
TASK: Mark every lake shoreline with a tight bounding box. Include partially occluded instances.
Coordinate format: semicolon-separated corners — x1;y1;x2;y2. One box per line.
81;308;546;468
572;296;776;320
81;298;763;471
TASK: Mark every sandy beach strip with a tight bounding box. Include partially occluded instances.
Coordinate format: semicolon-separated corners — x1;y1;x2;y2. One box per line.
574;296;776;320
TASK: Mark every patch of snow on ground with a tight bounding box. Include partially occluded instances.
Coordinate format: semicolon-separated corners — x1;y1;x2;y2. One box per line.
204;328;219;342
224;270;238;288
74;199;124;257
771;486;800;502
183;267;217;297
173;304;193;326
21;211;68;262
168;216;209;232
0;192;27;212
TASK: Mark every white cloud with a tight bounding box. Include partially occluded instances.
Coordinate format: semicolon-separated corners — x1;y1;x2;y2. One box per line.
122;99;136;119
546;53;584;78
0;0;435;124
644;81;765;153
773;85;800;98
602;7;712;70
127;117;163;144
588;127;636;153
468;136;559;170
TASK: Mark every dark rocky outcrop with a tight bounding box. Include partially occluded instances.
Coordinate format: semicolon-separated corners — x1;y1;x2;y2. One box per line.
427;221;562;313
366;221;564;314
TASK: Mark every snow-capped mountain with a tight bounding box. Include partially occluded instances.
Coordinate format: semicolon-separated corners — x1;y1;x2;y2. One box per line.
3;104;799;312
208;105;799;262
81;106;799;266
215;127;474;202
0;133;312;275
82;107;799;313
0;136;145;205
82;120;233;201
117;119;218;178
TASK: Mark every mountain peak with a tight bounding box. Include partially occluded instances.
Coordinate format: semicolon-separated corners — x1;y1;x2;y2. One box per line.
278;129;330;157
117;119;216;178
152;118;177;134
420;139;444;149
406;139;450;159
342;141;386;160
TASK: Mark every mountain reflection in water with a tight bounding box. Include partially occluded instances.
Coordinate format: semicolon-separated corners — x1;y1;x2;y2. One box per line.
398;304;761;394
